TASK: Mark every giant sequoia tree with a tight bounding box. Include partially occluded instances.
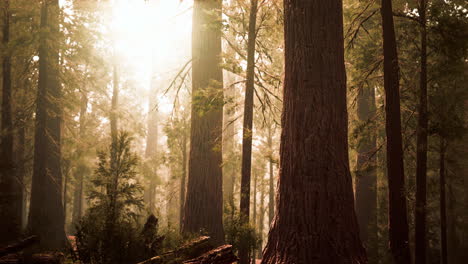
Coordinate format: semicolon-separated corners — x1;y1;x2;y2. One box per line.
261;0;366;263
183;0;225;245
28;0;66;250
0;0;22;245
380;0;411;263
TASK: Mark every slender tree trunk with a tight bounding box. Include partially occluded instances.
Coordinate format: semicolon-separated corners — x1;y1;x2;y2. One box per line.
222;73;236;219
106;58;120;236
439;138;447;264
180;131;187;230
239;1;258;262
267;125;274;225
145;90;158;215
0;0;22;245
251;171;257;263
355;85;377;261
63;161;70;228
17;125;26;230
261;0;366;262
183;0;225;245
447;173;460;264
111;63;119;144
381;0;411;262
257;177;265;259
29;0;66;250
415;1;428;263
71;91;88;231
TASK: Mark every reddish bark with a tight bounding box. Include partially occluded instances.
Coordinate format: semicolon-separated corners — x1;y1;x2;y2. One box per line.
183;0;225;245
261;0;366;262
381;0;411;262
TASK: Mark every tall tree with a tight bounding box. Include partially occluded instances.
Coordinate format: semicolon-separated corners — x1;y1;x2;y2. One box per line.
0;0;22;245
145;89;158;215
28;0;66;250
354;85;377;261
71;90;88;230
239;0;258;263
261;0;366;262
183;0;225;245
439;137;447;264
267;125;274;225
380;0;411;262
415;1;428;263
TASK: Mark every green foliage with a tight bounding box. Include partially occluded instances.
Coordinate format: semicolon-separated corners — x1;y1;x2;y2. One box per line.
75;132;154;264
224;212;261;257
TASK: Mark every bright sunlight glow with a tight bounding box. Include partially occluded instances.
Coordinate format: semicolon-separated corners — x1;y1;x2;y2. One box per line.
110;0;193;114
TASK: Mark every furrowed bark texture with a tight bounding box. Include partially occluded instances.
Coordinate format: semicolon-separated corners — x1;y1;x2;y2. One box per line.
183;0;225;245
28;0;66;250
355;85;377;261
381;0;411;262
261;0;367;263
0;0;22;245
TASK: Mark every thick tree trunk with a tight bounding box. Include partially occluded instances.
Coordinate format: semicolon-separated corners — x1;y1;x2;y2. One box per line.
183;0;225;245
0;0;22;245
380;0;411;263
439;138;447;264
354;85;377;261
261;0;366;262
239;2;258;263
415;1;428;263
28;0;66;250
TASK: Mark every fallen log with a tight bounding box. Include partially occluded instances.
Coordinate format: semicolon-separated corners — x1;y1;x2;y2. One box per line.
0;253;63;264
0;236;39;258
136;236;214;264
183;245;237;264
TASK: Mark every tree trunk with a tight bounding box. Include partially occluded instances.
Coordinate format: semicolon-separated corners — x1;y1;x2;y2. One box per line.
267;126;274;226
222;74;237;220
380;0;411;262
145;89;158;215
415;1;428;263
239;1;258;263
355;84;377;262
17;124;26;230
0;0;22;246
62;161;70;228
257;173;265;259
111;63;119;144
71;91;88;231
439;138;447;264
261;0;366;262
180;131;188;230
183;0;225;245
250;171;257;263
28;0;66;250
